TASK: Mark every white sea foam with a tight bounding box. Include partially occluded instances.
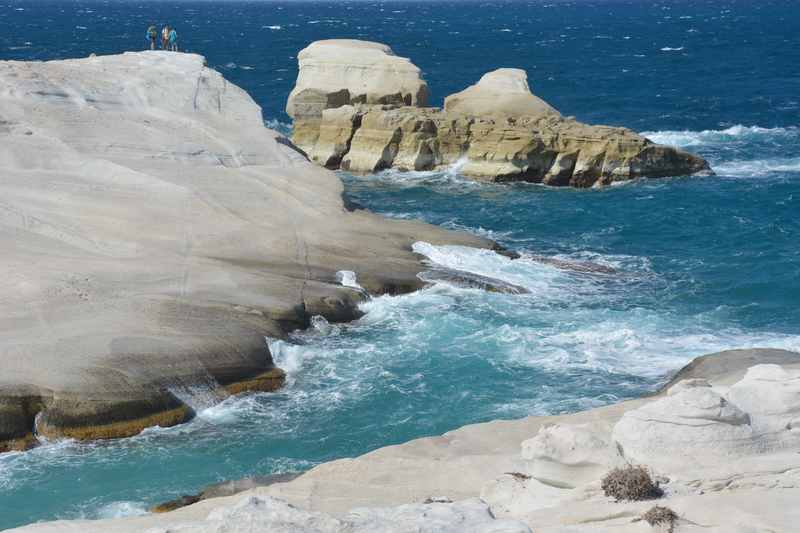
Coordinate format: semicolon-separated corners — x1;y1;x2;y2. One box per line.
336;270;363;289
367;158;474;189
167;373;228;413
641;125;796;147
660;46;685;51
714;157;800;178
411;241;566;296
264;119;292;137
94;501;148;519
267;337;309;379
264;25;282;30
641;125;799;177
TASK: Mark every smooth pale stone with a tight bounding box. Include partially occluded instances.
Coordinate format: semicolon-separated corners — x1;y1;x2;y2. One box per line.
612;386;754;470
141;496;531;533
443;68;559;118
521;422;622;489
286;39;429;122
0;51;492;448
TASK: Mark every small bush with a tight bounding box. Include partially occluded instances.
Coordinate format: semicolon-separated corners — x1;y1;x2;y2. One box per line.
601;465;663;501
642;505;678;532
504;471;532;481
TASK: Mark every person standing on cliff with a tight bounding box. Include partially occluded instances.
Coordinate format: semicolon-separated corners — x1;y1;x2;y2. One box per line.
146;25;158;50
168;27;178;52
161;25;170;50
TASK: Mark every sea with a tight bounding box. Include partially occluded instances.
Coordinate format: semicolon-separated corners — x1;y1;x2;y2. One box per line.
1;0;799;528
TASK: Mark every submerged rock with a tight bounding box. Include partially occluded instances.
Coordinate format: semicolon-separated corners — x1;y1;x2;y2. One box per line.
287;40;711;187
418;267;530;294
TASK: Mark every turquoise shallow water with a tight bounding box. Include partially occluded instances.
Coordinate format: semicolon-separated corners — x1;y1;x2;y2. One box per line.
1;0;800;529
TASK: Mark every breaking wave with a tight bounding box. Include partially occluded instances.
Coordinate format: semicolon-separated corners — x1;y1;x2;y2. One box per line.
264;119;293;137
642;125;798;148
642;125;800;178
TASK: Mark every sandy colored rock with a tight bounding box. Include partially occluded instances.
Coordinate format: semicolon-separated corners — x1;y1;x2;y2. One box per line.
287;39;429;163
0;51;492;450
288;40;711;186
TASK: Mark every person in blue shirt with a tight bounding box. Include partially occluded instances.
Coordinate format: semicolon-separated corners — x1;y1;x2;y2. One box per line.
168;27;178;52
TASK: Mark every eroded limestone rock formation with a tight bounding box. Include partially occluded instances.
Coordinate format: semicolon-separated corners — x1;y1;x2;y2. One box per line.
0;52;492;452
481;356;800;529
287;40;711;187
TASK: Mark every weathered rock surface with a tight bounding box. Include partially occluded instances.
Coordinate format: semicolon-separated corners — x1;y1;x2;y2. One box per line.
13;349;800;533
443;68;558;119
286;39;429;122
287;40;711;187
0;52;492;451
145;496;531;533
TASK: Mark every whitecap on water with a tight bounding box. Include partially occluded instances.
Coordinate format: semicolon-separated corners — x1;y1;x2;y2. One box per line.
714;157;800;178
642;125;797;147
267;337;311;380
412;241;567;297
641;125;799;177
264;119;292;137
94;501;148;519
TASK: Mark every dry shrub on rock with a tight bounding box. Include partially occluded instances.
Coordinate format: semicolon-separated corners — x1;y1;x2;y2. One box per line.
642;505;678;532
601;465;663;501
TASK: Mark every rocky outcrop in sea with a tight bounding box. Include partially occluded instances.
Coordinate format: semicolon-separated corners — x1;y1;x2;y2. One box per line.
287;40;711;187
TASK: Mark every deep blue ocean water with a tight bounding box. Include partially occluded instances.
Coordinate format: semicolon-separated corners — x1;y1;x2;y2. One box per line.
1;0;799;529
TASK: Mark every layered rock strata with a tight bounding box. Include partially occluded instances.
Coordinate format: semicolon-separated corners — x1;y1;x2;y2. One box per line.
288;40;711;186
0;52;492;451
